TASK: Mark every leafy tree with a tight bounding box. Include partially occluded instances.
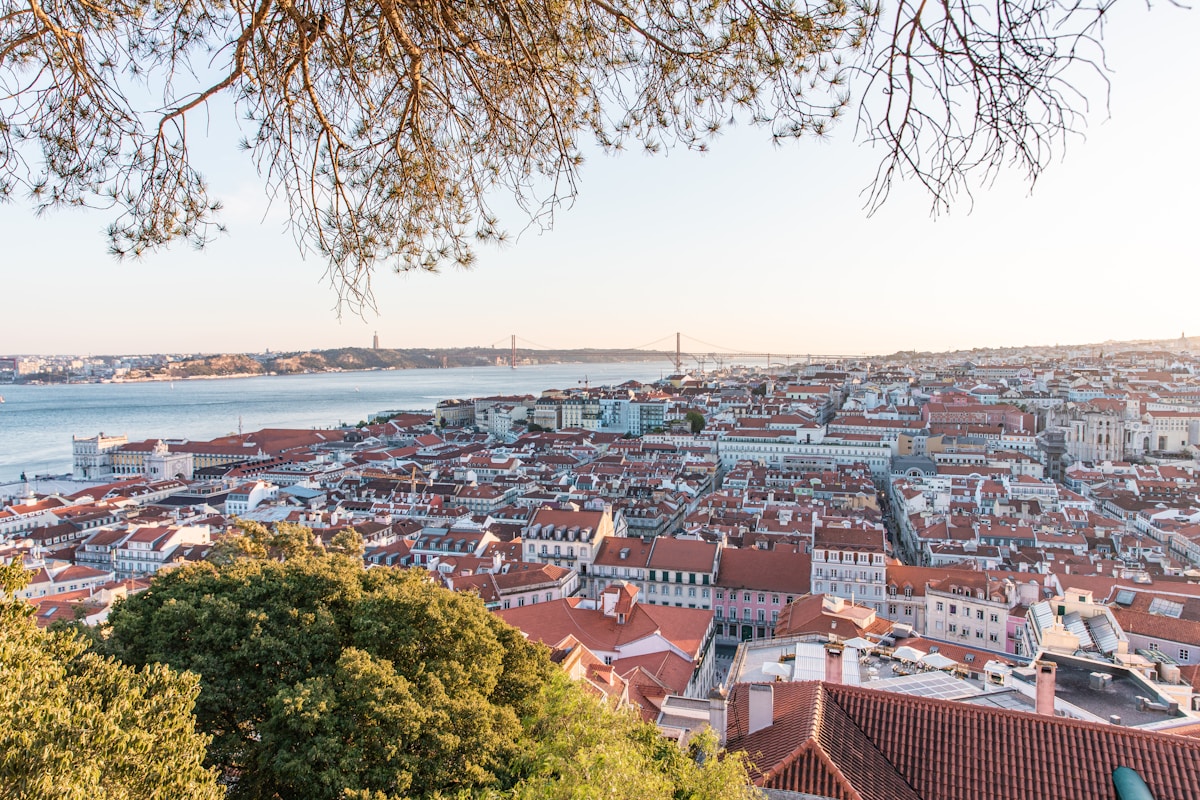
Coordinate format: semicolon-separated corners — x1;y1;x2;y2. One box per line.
102;549;554;799
505;672;761;800
100;539;762;799
2;0;1119;308
0;563;221;800
329;527;366;559
685;410;706;434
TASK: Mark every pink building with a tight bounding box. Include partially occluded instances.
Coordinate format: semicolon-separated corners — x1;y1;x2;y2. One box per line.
714;545;811;643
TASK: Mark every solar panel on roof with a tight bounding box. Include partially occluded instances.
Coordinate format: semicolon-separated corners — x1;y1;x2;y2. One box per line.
1063;611;1096;651
1085;614;1120;654
1149;598;1184;619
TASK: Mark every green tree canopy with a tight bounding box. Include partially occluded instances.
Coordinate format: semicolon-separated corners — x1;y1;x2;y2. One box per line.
685;410;706;434
0;563;221;800
100;529;761;799
2;0;1118;309
103;543;550;799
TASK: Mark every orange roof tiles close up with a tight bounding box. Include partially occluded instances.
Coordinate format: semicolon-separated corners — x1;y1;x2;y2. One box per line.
724;681;1200;800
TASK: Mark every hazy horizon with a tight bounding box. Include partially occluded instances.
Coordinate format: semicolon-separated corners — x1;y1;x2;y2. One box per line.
8;329;1195;361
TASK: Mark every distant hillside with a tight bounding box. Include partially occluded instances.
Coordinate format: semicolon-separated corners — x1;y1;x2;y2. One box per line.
164;353;265;377
161;347;667;379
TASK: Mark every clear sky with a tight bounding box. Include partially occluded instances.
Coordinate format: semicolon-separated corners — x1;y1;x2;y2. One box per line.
1;3;1196;357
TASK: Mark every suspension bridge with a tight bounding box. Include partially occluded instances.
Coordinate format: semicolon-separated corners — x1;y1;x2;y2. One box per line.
483;332;870;372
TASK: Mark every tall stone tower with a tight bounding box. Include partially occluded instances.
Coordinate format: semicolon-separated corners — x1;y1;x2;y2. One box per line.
373;331;380;350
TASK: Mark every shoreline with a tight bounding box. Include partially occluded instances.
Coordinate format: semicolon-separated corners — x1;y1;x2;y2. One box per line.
11;355;673;387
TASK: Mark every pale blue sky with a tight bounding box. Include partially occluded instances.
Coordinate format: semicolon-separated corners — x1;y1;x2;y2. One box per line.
1;3;1196;357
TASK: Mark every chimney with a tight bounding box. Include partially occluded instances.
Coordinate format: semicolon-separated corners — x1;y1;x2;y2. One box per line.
708;686;728;747
747;683;774;735
1035;660;1057;716
825;642;845;684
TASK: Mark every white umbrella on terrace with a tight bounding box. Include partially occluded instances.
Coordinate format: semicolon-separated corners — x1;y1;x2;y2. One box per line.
893;645;927;662
919;652;958;670
842;637;876;651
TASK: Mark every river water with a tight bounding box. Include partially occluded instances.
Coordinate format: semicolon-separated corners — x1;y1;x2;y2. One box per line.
0;362;671;482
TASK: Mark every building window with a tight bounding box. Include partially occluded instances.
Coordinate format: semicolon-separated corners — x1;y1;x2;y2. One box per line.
936;602;944;612
702;588;710;599
1181;649;1191;661
743;592;751;602
688;587;696;597
948;624;957;634
949;604;957;615
716;607;723;619
716;590;724;600
757;593;766;604
757;609;766;622
649;585;657;594
990;613;999;623
675;586;683;596
772;594;780;605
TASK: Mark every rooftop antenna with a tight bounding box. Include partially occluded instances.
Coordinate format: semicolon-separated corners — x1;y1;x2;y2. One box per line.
238;415;243;436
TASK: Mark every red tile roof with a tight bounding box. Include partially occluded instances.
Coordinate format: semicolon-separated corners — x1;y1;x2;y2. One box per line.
498;596;712;659
647;537;718;573
773;594;893;639
1111;607;1200;648
716;545;811;594
724;681;1200;800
